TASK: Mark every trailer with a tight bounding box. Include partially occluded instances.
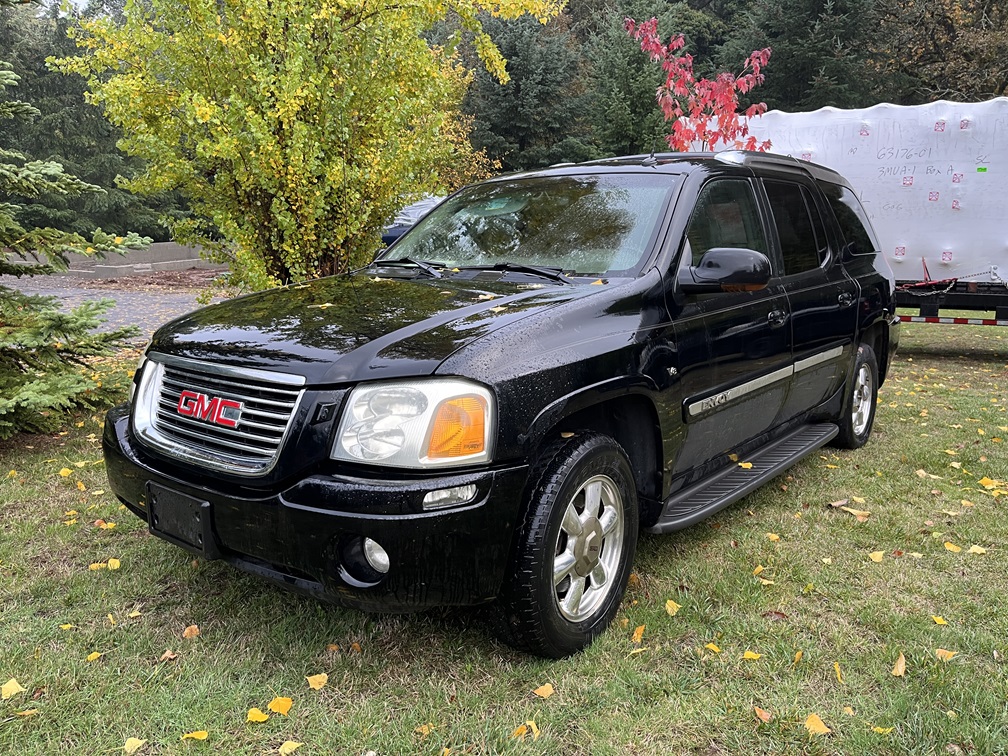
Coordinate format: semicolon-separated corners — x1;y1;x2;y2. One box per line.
743;99;1008;324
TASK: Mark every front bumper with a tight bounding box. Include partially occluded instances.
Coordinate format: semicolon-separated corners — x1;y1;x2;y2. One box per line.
103;404;529;612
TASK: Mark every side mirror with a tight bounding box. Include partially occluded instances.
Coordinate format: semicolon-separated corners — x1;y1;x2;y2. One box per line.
678;247;772;294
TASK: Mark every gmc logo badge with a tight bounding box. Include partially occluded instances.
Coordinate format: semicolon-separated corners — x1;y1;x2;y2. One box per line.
176;390;242;428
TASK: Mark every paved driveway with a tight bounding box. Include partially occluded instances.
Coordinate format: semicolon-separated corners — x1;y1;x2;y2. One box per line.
3;273;218;344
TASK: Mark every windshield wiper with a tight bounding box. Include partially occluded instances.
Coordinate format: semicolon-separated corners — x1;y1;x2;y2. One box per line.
373;257;444;278
456;262;573;284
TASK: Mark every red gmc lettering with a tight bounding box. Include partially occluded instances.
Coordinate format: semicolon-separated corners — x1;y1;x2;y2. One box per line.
176;390;241;428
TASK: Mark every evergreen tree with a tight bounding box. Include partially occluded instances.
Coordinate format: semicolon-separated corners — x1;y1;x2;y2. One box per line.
1;7;148;439
0;1;184;241
718;0;879;111
464;15;598;171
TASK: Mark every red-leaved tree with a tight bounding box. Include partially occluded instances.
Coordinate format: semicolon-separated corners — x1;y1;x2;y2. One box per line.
625;18;772;152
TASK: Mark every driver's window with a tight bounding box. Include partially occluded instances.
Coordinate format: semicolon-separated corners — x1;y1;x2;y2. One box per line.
683;179;768;267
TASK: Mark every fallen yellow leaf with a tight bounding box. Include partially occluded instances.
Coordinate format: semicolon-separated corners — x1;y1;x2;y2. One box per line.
2;678;26;700
511;724;529;740
278;742;303;756
872;726;894;734
834;662;844;684
59;623;74;630
766;532;780;541
527;720;540;739
793;649;803;666
89;562;107;571
533;683;554;699
182;624;200;639
739;461;754;469
968;545;987;554
246;708;269;723
804;713;831;735
181;731;208;741
754;706;772;723
758;578;775;586
842;706;855;716
306;672;328;690
752;564;764;576
414;723;434;737
932;616;948;625
159;649;178;662
108;558;121;570
123;737;147;754
892;653;906;677
742;650;761;660
86;651;103;662
935;648;957;662
631;625;645;644
840;506;871;521
868;551;884;562
59;468;72;477
944;542;962;553
665;599;681;616
15;709;38;717
268;696;293;716
705;642;721;654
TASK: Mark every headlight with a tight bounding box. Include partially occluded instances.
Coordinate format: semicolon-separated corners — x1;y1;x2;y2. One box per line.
331;379;495;468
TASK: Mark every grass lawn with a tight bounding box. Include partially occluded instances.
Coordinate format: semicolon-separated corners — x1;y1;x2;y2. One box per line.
1;323;1006;755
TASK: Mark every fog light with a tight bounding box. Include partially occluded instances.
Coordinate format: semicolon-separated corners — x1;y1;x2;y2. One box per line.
422;484;478;510
363;537;390;574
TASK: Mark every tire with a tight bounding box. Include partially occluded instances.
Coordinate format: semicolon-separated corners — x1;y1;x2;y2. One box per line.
494;432;639;658
833;343;878;449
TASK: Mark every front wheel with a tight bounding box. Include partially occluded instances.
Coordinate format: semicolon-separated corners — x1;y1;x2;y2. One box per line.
494;432;638;658
833;343;878;449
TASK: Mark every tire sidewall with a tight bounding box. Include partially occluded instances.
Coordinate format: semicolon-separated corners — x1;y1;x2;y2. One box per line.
841;343;878;449
528;437;639;655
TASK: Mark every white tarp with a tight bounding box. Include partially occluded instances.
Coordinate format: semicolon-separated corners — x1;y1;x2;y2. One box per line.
743;98;1008;285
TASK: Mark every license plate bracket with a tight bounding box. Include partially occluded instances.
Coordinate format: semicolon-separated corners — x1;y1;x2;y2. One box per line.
146;482;220;559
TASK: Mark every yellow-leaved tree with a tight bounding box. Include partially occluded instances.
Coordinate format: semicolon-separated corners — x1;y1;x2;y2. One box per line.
56;0;561;288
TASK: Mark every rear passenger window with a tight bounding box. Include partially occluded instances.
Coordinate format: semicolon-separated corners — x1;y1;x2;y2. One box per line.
818;182;879;256
764;181;827;275
684;179;767;267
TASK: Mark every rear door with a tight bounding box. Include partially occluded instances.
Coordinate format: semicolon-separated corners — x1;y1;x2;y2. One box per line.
759;177;859;421
668;177;792;475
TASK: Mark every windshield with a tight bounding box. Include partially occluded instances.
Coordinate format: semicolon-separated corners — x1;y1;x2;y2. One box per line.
383;173;678;277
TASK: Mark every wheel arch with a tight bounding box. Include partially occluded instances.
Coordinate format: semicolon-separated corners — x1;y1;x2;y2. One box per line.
523;387;664;526
859;318;890;384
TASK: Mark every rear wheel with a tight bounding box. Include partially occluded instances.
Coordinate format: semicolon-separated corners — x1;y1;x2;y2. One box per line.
494;432;638;657
833;343;878;449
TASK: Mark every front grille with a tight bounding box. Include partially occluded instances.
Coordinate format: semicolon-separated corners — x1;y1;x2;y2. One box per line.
133;352;306;476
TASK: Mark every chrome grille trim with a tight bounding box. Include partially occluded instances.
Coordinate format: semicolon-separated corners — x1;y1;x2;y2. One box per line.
131;352;306;477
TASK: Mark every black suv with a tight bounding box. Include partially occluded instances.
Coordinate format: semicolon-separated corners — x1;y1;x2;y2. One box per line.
104;152;900;657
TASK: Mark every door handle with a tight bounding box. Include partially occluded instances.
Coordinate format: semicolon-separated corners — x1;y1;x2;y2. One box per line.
767;309;786;327
838;291;855;307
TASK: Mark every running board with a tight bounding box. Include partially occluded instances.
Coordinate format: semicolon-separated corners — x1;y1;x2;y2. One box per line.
647;423;839;534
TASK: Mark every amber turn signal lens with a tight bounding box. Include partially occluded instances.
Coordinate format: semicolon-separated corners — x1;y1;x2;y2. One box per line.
426;396;487;459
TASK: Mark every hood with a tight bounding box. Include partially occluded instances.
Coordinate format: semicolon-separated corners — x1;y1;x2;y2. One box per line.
149;273;604;385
